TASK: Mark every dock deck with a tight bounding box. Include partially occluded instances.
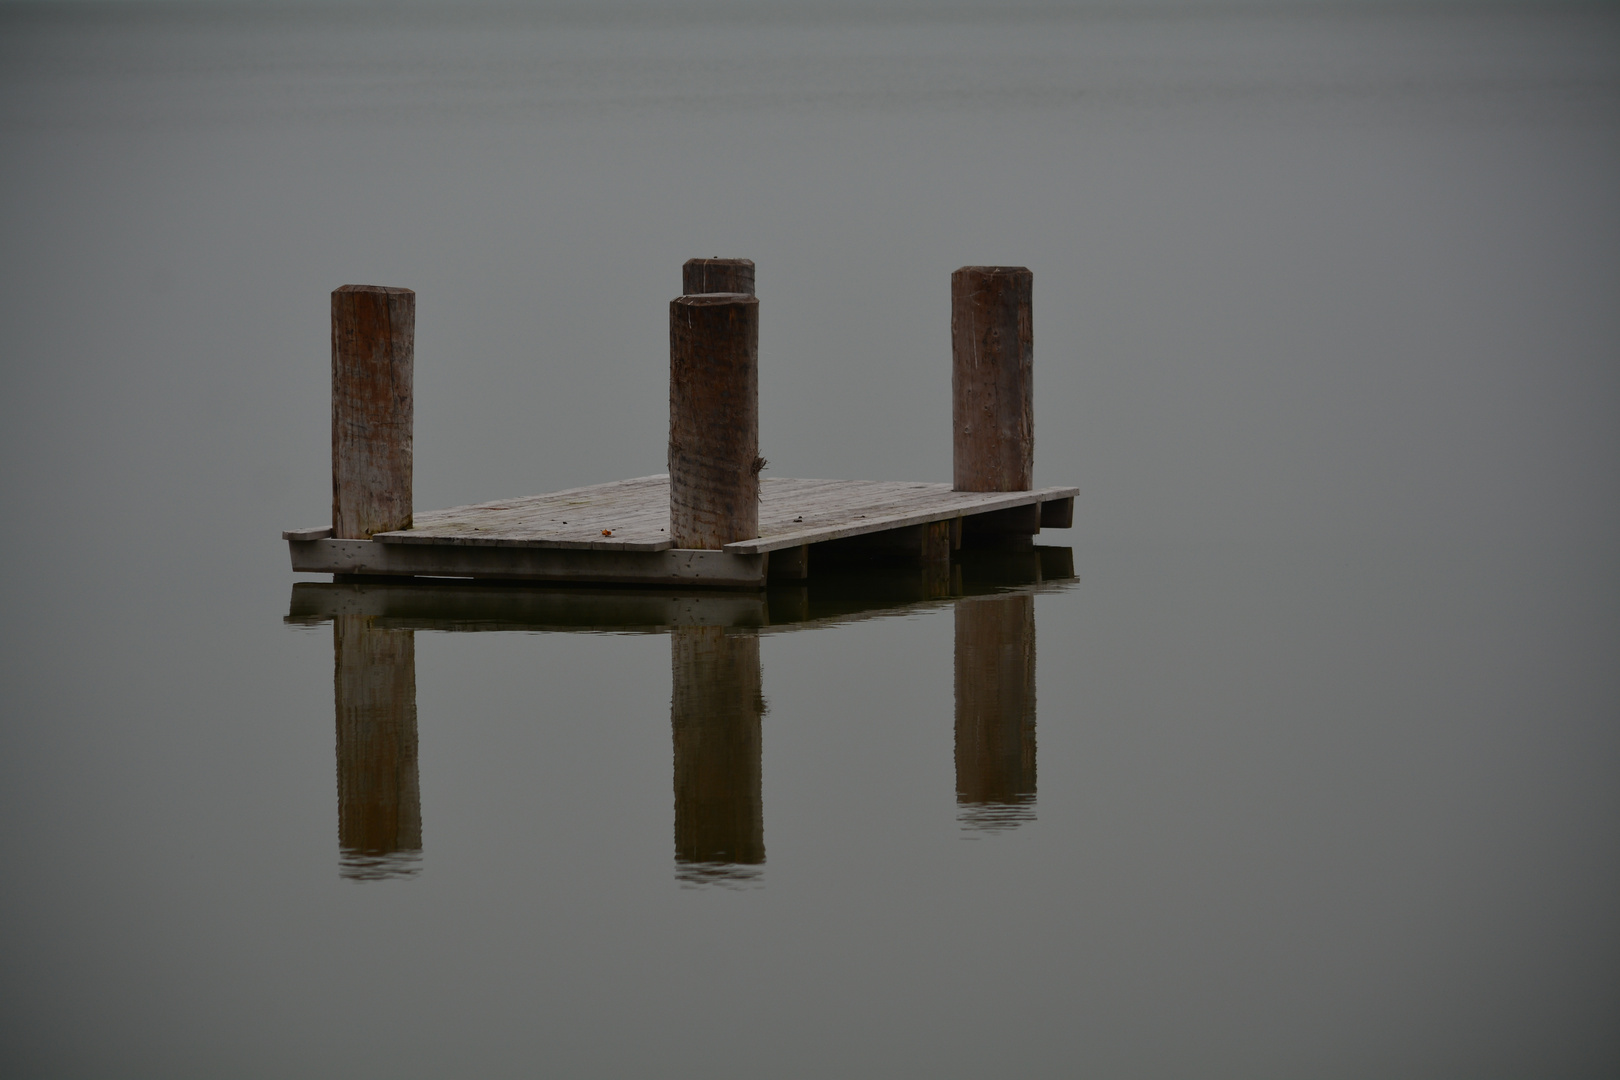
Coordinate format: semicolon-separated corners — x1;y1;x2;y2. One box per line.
286;475;1076;588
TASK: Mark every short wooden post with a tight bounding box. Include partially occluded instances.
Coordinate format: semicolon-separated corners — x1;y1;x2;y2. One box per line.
768;544;809;581
334;615;422;879
683;258;755;297
669;293;761;549
952;266;1033;492
671;626;765;882
332;285;414;539
954;592;1036;830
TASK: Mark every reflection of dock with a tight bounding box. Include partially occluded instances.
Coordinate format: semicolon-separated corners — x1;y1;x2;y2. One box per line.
287;546;1075;633
284;261;1073;588
292;549;1072;881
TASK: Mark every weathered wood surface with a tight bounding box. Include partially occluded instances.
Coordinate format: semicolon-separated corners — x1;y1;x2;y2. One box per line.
374;475;678;551
682;258;755;297
342;476;1076;554
669;293;760;549
332;285;414;538
952;266;1033;493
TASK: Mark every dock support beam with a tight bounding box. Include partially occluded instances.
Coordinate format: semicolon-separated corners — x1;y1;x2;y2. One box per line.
952;266;1033;493
332;285;414;539
683;257;756;297
670;292;761;550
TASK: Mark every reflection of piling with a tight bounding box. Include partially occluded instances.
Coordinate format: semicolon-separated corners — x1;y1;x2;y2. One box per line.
671;626;765;882
954;593;1036;830
334;615;422;880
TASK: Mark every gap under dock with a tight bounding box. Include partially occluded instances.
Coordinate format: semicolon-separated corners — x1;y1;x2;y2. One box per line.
286;475;1077;588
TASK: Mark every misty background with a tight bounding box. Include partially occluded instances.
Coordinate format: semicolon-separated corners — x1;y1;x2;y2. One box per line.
1;1;1617;1076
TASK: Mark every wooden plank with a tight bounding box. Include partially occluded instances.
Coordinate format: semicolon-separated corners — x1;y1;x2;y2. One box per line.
729;482;1078;554
376;474;674;550
283;526;333;542
289;537;767;588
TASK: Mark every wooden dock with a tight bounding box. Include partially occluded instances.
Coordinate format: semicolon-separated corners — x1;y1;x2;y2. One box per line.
287;260;1074;589
286;475;1075;587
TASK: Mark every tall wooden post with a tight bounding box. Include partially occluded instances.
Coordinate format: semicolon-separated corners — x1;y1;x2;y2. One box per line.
669;293;761;549
671;626;765;883
954;592;1036;830
332;285;414;539
334;615;422;880
952;266;1033;493
683;258;755;297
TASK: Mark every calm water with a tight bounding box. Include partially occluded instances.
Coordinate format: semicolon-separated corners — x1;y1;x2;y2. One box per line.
2;2;1618;1076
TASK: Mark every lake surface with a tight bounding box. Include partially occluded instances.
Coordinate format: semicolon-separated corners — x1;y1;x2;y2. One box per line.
2;2;1618;1076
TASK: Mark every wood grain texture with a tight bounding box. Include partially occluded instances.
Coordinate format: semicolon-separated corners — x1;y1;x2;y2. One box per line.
670;293;760;549
332;285;414;538
376;475;678;551
952;266;1033;492
682;258;755;297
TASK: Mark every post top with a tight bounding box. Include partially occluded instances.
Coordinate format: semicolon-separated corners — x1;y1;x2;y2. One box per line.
683;257;755;269
952;266;1031;278
672;292;759;307
334;284;415;296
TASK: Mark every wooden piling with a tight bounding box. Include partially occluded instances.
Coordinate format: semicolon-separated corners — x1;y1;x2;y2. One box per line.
334;615;422;879
332;285;414;539
683;258;755;297
952;266;1033;493
669;293;761;549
